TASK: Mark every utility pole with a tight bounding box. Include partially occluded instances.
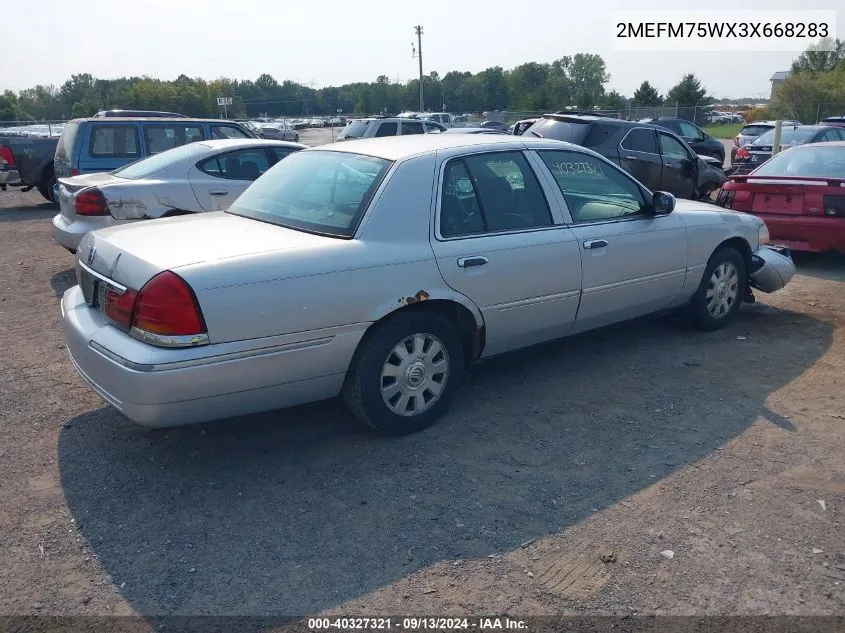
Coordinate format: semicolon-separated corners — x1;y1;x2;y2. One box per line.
414;25;424;112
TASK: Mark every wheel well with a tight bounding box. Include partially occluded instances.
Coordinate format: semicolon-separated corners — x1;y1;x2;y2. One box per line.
717;237;752;271
372;300;484;364
41;161;54;183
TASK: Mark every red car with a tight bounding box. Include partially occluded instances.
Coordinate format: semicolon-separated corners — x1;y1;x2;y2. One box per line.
716;141;845;253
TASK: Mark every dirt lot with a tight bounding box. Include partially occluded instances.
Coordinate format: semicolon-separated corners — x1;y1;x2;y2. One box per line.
0;182;844;627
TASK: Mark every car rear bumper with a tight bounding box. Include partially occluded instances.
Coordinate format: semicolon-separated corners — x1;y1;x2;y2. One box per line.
0;169;21;185
755;215;845;254
52;212;121;253
61;285;361;428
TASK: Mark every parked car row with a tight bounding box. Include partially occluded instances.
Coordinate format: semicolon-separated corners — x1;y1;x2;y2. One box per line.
57;133;795;436
730;125;845;175
0;123;65;138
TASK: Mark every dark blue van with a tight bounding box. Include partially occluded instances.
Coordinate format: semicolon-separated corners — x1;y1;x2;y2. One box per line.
53;118;257;188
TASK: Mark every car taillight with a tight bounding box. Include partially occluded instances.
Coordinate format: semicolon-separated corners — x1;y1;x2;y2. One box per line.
736;147;751;160
0;145;15;167
71;168;80;176
130;271;208;345
716;190;736;208
75;188;110;216
823;195;845;217
102;286;138;330
730;190;752;211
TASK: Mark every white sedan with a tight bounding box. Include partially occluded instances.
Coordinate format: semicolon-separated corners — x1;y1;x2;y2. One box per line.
51;138;306;253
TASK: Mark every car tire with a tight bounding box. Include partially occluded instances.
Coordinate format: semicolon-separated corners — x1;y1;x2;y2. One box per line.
342;310;465;436
688;246;747;331
37;167;57;204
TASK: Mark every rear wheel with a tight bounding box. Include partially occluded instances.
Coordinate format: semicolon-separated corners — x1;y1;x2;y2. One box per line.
688;247;746;331
342;311;465;435
37;166;57;204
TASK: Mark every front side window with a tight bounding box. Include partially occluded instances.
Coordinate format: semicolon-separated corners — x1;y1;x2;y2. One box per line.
440;151;551;237
89;125;140;158
538;150;647;223
143;124;204;154
678;121;701;138
658;133;691;160
227;150;391;238
198;148;271;181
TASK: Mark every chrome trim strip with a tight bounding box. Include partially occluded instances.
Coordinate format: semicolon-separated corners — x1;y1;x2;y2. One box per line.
494;289;581;311
129;327;210;349
582;268;686;294
89;336;335;372
77;260;128;294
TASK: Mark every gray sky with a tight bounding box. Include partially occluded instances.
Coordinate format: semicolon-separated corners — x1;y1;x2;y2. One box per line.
2;0;841;98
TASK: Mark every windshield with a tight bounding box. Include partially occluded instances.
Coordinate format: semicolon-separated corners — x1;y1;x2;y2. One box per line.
751;145;845;178
338;121;371;139
226;150;392;238
751;127;817;146
112;142;209;179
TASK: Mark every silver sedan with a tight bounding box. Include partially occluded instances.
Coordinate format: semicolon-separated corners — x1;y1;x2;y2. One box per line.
61;135;795;434
51;138;306;253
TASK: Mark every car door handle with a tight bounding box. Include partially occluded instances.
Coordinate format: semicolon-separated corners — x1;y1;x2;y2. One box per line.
625;155;638;160
209;189;228;196
583;239;608;250
457;256;488;268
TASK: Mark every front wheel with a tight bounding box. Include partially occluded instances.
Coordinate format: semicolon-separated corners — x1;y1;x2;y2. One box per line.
342;311;465;435
688;247;746;331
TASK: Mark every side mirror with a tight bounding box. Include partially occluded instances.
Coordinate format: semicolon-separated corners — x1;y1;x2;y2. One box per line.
652;191;676;215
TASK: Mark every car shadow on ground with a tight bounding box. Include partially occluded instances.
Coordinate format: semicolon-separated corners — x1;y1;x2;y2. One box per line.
0;204;56;223
57;304;832;617
51;268;76;298
792;252;845;283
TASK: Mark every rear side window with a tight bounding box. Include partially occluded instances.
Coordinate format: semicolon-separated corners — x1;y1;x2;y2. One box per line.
198;148;271;181
374;122;398;137
143;124;205;155
56;121;80;161
89;125;140;158
211;124;250;139
621;128;658;154
525;119;592;143
401;121;424;135
582;124;617;147
113;142;209;179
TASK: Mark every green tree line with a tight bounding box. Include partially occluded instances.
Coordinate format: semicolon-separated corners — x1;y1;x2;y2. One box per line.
0;54;719;122
770;38;845;122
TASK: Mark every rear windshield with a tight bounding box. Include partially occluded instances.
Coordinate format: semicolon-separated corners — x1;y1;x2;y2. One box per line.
740;125;773;137
55;121;80;161
752;127;818;146
525;118;592;144
112;142;209;180
338;121;371;139
226;150;392;238
751;145;845;178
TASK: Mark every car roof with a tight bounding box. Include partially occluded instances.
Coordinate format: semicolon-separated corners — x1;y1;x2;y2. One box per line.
70;117;246;124
194;139;307;151
788;140;845;148
311;134;571;161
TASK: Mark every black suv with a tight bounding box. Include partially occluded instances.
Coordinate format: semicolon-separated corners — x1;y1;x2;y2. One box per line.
524;114;725;200
638;117;725;163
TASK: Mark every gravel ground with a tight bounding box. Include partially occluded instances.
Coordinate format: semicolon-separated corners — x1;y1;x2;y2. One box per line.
0;182;843;625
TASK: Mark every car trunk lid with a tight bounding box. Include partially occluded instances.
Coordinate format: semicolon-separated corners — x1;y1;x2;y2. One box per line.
58;173;122;219
726;176;845;216
76;211;337;292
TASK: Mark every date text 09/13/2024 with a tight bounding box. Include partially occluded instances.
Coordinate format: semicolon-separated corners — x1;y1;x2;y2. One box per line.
307;617;527;630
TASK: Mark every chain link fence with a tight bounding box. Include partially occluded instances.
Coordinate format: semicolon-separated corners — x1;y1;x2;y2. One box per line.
0;121;67;137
